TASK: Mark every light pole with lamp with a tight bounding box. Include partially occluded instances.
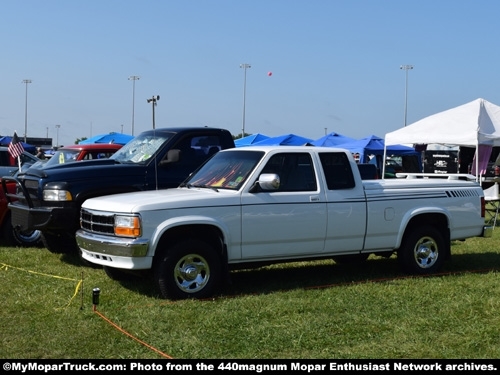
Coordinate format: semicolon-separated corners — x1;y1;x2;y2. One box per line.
55;125;60;148
239;63;251;137
147;95;160;129
400;65;413;127
128;75;140;135
22;79;32;142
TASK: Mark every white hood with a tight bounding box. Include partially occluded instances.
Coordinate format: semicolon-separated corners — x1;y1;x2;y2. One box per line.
81;187;240;213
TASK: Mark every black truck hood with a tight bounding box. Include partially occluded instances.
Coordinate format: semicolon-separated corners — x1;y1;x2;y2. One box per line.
19;159;141;180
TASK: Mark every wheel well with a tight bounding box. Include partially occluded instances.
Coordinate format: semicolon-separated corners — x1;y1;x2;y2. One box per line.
155;224;225;258
403;213;451;258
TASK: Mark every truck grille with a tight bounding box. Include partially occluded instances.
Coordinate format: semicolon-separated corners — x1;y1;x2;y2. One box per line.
10;176;42;207
80;208;115;235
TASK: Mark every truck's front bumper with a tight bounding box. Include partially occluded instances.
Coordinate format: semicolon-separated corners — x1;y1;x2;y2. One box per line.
76;229;151;270
9;202;78;232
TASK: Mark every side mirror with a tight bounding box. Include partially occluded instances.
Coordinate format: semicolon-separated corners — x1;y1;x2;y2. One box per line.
170;148;182;161
257;173;280;191
160;149;180;165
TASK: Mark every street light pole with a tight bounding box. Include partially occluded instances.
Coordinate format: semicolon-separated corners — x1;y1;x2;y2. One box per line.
400;65;413;127
22;79;32;142
240;63;251;137
128;75;140;135
146;95;160;129
55;124;60;147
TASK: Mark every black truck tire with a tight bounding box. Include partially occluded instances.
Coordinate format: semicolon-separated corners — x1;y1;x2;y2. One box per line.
42;232;80;254
154;238;221;300
2;212;43;247
398;225;446;275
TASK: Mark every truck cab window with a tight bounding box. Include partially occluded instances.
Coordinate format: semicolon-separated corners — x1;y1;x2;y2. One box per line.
319;152;355;190
263;153;316;192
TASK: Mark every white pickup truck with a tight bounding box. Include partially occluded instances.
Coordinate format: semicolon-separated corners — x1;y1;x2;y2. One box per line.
76;146;491;300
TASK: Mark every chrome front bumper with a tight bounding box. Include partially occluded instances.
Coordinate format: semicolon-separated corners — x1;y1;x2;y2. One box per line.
75;229;149;257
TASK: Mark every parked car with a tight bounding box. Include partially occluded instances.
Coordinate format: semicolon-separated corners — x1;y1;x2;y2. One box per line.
0;143;122;247
40;143;123;168
468;152;500;182
0;146;39;178
385;158;404;174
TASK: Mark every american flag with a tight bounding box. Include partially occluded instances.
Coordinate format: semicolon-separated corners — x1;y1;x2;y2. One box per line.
8;132;24;159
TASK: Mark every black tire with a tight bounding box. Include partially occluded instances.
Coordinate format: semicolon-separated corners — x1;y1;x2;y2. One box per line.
42;232;80;254
333;253;369;264
153;238;221;300
2;212;43;247
398;225;446;275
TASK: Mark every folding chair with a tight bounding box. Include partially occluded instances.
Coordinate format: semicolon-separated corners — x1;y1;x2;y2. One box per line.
484;182;500;228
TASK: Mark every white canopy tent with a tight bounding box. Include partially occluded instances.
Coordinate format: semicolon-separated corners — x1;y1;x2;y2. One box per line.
384;98;500;180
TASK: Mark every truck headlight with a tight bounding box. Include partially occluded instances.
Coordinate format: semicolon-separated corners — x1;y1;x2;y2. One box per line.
115;215;141;237
43;189;73;201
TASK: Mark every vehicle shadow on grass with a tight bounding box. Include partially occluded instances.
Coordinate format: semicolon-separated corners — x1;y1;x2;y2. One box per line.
60;252;103;269
224;251;500;298
76;251;500;301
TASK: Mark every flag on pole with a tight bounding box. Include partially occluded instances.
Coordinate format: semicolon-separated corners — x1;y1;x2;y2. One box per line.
8;132;25;159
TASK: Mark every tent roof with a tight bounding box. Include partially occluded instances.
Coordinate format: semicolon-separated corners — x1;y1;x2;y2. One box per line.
311;132;356;147
252;133;314;146
338;134;418;156
385;98;500;147
79;132;134;145
0;136;36;153
234;133;270;147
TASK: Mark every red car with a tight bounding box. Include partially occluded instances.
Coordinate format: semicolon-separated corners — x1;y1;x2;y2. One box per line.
0;143;122;247
43;143;123;166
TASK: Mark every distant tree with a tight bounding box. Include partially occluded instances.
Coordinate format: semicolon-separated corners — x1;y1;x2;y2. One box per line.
75;137;87;144
233;132;249;140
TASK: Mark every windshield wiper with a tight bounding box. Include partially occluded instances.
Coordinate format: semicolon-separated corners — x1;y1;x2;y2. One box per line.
180;183;218;192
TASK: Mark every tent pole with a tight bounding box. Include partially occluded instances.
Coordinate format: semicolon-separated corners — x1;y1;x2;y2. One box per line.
382;143;387;178
476;138;480;185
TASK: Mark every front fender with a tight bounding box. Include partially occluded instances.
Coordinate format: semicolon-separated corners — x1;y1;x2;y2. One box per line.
147;215;233;257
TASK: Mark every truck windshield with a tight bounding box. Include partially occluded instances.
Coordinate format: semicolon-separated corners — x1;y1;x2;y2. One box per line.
43;149;81;167
110;133;171;163
186;150;264;190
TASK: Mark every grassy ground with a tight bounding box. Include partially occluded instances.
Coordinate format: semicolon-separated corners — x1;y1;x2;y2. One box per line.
1;231;499;359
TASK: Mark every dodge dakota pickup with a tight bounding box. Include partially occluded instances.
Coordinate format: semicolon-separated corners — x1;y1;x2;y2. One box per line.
76;146;491;300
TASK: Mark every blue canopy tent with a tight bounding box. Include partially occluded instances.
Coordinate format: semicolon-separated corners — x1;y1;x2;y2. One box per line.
234;133;270;147
79;132;134;145
0;136;36;154
336;134;422;175
311;132;356;147
252;133;314;146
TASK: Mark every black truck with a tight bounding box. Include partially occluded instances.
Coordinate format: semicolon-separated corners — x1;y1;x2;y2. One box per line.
2;127;235;254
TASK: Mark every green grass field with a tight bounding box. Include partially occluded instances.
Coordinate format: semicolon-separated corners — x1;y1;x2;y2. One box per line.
1;230;499;359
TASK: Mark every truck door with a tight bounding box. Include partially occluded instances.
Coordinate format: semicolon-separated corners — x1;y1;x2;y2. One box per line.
240;151;327;259
319;152;367;253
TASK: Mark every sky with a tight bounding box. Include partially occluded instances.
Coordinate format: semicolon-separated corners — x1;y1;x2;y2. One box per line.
1;0;500;147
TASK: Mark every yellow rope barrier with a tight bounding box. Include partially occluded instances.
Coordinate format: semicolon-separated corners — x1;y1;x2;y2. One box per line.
0;262;83;309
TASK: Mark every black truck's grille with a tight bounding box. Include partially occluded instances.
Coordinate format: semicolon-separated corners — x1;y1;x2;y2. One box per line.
7;177;41;207
80;209;115;235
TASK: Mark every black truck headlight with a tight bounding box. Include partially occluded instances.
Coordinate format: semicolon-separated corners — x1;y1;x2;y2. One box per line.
43;189;73;201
